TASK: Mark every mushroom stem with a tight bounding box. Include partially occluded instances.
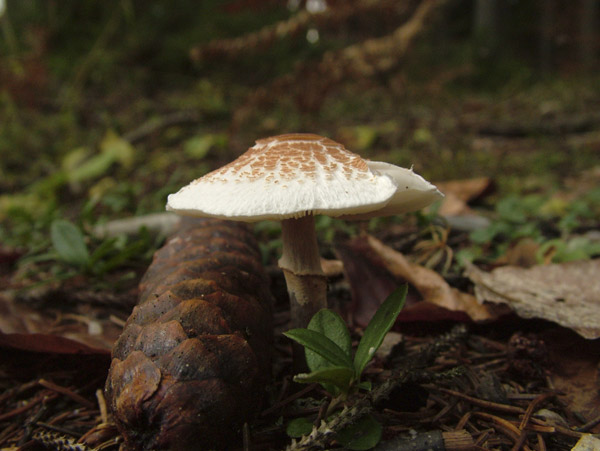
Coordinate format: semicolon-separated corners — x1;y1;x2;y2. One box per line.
279;215;327;329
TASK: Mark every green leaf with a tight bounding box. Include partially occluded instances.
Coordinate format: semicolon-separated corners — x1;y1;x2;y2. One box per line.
67;132;135;185
356;380;372;391
68;152;115;184
93;236;148;275
62;147;90;172
306;309;352;373
293;366;355;394
50;219;90;267
183;133;228;159
100;130;134;168
284;329;353;369
354;285;407;377
88;237;119;265
336;413;382;450
353;125;379;150
286;417;314;438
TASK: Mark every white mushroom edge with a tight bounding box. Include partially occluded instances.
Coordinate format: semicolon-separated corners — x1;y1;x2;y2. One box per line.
166;161;442;221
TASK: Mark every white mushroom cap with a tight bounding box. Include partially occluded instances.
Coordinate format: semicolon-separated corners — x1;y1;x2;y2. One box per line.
342;161;443;220
166;134;442;222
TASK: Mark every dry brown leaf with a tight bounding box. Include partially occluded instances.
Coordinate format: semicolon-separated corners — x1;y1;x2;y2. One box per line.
0;295;121;350
367;236;497;322
495;238;540;268
465;260;600;339
436;177;493;202
543;328;600;425
335;238;399;326
436;177;493;216
437;192;473;216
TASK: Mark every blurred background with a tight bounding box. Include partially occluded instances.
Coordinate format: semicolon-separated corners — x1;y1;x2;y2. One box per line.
1;0;599;281
1;3;600;449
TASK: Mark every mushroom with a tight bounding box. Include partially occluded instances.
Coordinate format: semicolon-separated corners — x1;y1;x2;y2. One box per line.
166;133;442;329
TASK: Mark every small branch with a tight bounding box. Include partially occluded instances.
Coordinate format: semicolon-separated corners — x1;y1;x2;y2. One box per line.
233;0;447;125
92;212;181;237
37;379;96;410
431;387;526;416
190;0;408;61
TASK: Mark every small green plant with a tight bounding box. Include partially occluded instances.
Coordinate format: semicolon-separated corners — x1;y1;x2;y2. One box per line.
284;286;407;449
17;218;157;290
458;189;600;266
49;218;155;276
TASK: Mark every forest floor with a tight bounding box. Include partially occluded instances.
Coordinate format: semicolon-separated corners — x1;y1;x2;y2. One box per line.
1;5;600;449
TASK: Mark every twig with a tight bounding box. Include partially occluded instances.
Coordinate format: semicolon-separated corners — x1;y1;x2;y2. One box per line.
373;429;474;451
0;391;57;422
243;422;251;451
432;387;526;415
473;412;523;445
473;429;491;447
0;380;38;405
35;422;81;438
92;212;181;238
576;412;600;432
511;392;555;451
233;0;447;125
536;433;547;451
0;423;19;446
38;379;96;410
21;403;48;447
262;383;319;417
190;0;408;61
96;389;109;424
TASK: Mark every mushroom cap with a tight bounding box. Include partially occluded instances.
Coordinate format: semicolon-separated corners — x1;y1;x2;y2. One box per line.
166;133;442;222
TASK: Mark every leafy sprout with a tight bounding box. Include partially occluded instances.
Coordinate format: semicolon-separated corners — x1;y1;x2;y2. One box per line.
16;217;158;292
283;286;407;449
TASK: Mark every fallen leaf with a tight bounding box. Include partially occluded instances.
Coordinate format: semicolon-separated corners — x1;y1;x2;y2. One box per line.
367;236;497;322
0;330;110;355
0;294;122;350
337;236;498;326
436;177;494;216
0;330;111;380
543;328;600;426
335;238;399;326
374;331;403;360
495;238;540;268
466;259;600;339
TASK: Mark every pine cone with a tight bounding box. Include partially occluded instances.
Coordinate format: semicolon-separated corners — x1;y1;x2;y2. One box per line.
105;218;273;450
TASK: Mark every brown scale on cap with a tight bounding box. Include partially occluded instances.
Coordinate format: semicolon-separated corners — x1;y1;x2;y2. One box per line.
200;133;370;184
